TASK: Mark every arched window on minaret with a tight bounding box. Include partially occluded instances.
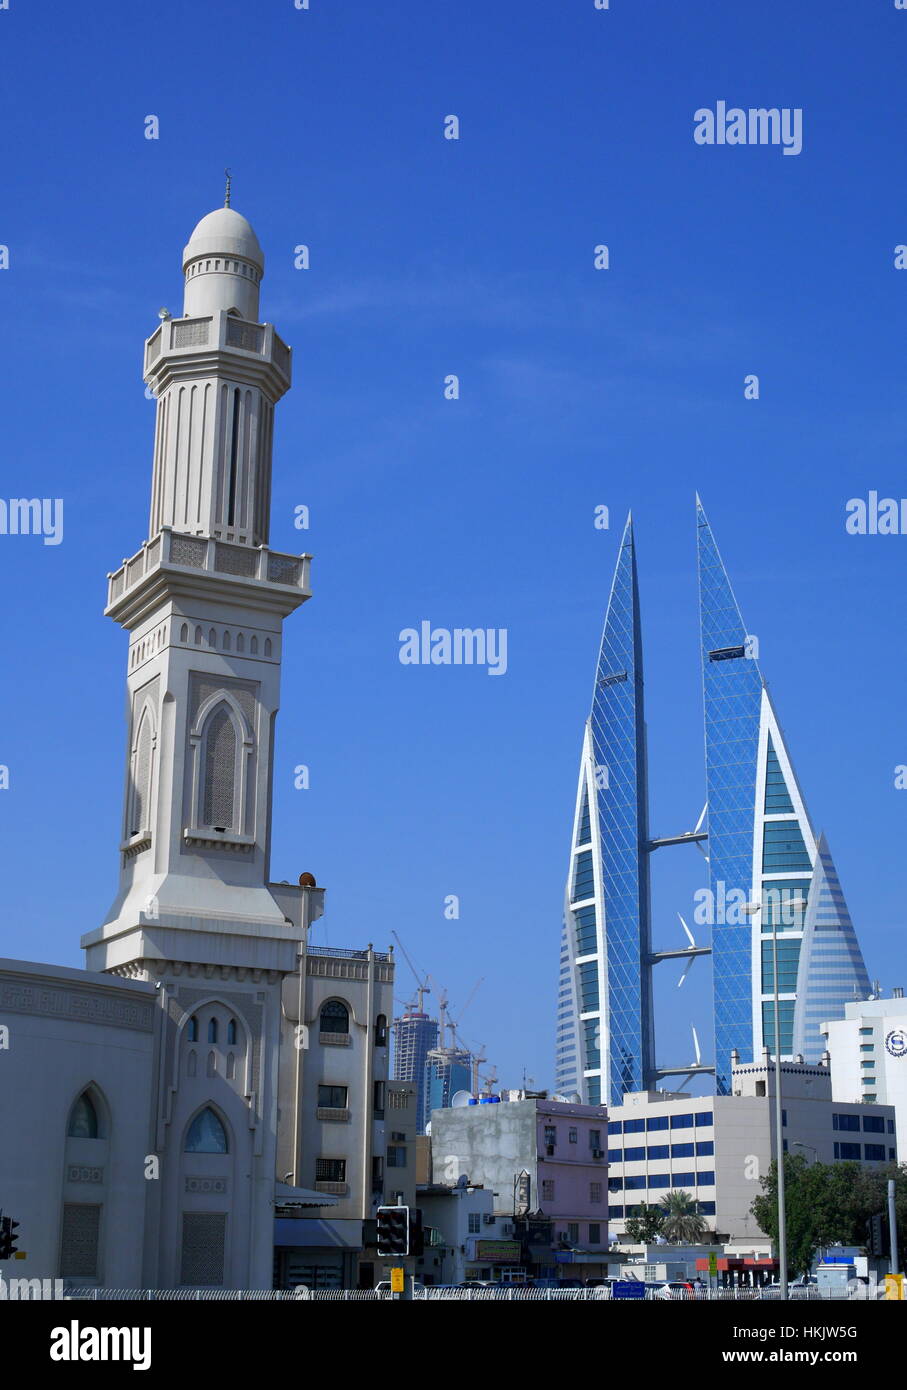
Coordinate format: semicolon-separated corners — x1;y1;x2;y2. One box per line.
128;705;155;838
201;703;240;831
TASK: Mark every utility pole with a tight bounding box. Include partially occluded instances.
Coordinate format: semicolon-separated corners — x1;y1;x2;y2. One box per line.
889;1178;899;1276
770;915;788;1299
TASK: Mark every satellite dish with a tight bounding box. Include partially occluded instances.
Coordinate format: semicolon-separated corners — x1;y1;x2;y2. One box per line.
451;1090;473;1109
551;1093;573;1104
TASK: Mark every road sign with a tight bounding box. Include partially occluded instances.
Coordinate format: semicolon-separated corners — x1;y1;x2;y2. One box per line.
884;1273;904;1301
390;1267;405;1293
611;1280;647;1299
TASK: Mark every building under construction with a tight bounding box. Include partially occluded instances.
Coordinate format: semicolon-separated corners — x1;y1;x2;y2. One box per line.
392;1009;439;1133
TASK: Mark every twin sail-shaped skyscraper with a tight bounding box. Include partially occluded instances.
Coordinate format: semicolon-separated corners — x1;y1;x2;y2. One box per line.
556;500;871;1107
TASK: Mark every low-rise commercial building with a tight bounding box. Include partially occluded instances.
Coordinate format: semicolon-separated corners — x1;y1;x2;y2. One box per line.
429;1093;609;1278
607;1052;896;1255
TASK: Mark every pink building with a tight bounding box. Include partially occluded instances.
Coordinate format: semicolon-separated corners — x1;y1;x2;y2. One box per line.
430;1094;609;1279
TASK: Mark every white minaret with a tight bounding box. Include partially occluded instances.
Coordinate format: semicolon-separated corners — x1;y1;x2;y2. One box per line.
82;202;311;977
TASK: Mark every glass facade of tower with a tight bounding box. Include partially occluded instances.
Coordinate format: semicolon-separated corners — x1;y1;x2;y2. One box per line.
697;501;765;1092
558;501;873;1106
559;518;653;1109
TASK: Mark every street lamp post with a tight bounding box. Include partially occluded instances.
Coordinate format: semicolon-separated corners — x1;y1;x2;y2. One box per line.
770;917;788;1300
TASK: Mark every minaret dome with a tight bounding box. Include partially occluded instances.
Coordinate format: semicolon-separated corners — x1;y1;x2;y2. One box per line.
182;207;264;321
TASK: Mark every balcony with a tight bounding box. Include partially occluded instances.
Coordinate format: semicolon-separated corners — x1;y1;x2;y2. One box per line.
107;526;311;611
144;313;292;384
316;1107;351;1123
319;1032;352;1048
314;1180;348;1196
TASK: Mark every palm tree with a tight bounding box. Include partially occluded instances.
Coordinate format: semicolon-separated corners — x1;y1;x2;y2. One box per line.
658;1190;707;1244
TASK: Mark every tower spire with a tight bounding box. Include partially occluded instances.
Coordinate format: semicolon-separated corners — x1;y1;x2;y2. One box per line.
224;167;232;208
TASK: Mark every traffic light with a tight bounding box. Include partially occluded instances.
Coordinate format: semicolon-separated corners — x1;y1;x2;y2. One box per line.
409;1208;424;1258
0;1216;20;1260
376;1205;410;1256
868;1211;886;1258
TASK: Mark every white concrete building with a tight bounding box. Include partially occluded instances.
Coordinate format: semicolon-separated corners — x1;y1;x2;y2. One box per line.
607;1052;896;1256
821;990;907;1161
416;1183;519;1285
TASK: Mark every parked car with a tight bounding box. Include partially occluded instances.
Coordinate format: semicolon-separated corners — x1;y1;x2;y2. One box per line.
374;1279;425;1293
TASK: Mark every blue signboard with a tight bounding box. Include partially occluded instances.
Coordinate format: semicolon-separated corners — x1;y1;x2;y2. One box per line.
611;1280;647;1300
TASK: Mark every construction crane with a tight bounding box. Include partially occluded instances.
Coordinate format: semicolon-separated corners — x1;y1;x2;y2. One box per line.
445;976;484;1048
391;931;432;1014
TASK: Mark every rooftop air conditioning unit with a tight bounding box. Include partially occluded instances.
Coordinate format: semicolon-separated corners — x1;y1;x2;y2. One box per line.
483;1214;495;1226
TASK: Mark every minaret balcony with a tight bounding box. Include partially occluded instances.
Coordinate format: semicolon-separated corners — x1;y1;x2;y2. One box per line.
144;312;292;393
106;526;311;625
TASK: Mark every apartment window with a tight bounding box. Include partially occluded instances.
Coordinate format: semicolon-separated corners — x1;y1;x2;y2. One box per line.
697;1201;716;1216
590;1182;602;1203
468;1213;481;1234
590;1128;602;1147
608;1205;624;1219
567;1223;579;1245
694;1111;713;1127
320;1001;349;1035
608;1148;622;1162
373;1080;386;1115
670;1114;693;1130
646;1115;669;1132
317;1085;348;1109
648;1173;670;1189
315;1158;346;1182
833;1113;860;1132
671;1172;696;1187
608;1121;622;1136
833;1143;860;1161
863;1115;885;1133
624;1119;644;1135
542;1180;555;1202
608;1178;622;1192
671;1143;694;1159
860;1044;875;1053
624;1146;645;1162
387;1146;407;1168
890;1149;897;1162
544;1125;557;1148
624;1175;646;1190
647;1144;669;1161
861;1061;876;1069
696;1171;715;1187
862;1079;877;1088
589;1223;601;1244
695;1140;714;1157
865;1144;886;1162
569;1127;578;1144
859;1027;874;1036
864;1094;877;1102
888;1119;895;1135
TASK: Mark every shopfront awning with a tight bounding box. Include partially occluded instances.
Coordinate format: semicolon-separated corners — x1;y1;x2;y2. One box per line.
274;1181;340;1209
274;1218;365;1249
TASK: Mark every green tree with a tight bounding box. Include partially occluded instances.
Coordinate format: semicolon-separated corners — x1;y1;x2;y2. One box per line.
624;1202;664;1244
658;1190;707;1244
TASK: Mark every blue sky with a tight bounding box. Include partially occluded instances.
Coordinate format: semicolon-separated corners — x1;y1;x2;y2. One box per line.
1;0;906;1093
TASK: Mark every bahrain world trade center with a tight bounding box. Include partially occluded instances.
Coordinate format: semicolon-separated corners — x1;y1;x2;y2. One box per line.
555;499;871;1107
